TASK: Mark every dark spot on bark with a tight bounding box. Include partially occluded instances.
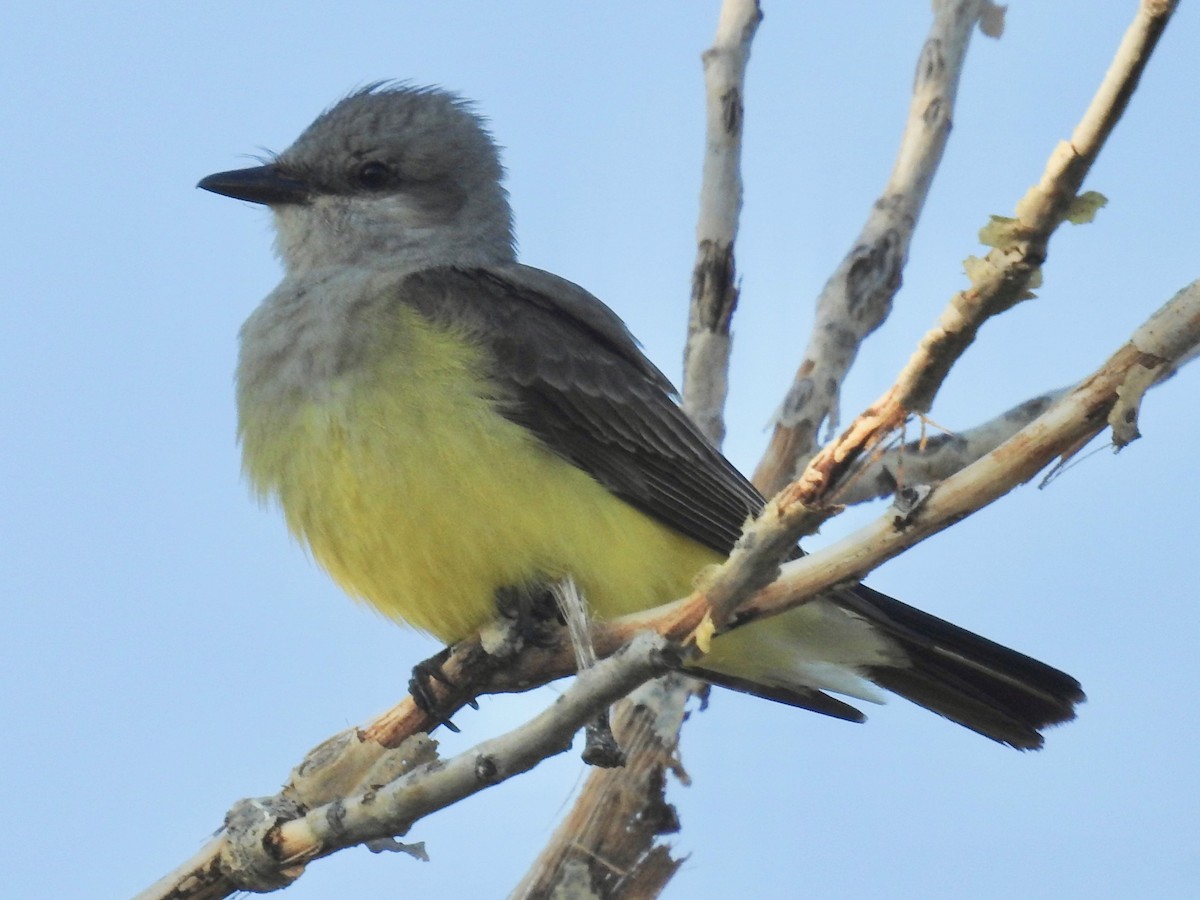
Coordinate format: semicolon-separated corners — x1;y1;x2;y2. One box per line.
915;38;945;87
781;380;813;418
690;240;739;331
325;799;348;835
923;96;946;128
845;230;903;321
475;754;499;782
721;87;743;134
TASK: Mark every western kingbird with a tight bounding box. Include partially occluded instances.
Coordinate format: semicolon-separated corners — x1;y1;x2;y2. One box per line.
199;85;1082;748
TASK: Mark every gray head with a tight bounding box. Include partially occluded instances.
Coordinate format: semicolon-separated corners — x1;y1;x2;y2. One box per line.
199;84;517;274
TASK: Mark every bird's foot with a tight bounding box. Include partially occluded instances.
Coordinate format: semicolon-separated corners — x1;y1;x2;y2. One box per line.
408;646;469;733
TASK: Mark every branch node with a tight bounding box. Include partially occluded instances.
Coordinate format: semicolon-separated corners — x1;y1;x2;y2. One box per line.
474;753;501;783
1110;356;1158;447
219;796;308;892
582;709;628;768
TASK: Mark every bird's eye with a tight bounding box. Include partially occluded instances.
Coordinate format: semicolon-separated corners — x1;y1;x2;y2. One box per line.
355;161;391;190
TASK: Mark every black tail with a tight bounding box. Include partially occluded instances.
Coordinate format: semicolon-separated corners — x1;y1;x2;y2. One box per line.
695;585;1084;750
840;585;1084;749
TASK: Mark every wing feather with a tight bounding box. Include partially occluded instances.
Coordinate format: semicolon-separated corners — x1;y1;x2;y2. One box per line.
399;264;762;555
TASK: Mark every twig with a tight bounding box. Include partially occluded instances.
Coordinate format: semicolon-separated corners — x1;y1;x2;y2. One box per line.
682;0;762;445
834;388;1069;505
754;0;992;495
783;0;1180;508
732;278;1200;627
137;634;675;899
510;675;692;898
271;636;673;872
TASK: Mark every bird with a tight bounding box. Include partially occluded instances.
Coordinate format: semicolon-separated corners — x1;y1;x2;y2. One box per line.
198;84;1083;749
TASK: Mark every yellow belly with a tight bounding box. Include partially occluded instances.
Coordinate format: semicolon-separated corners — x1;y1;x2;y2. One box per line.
239;307;719;642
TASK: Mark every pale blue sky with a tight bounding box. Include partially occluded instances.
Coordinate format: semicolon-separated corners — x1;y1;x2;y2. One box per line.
3;3;1198;898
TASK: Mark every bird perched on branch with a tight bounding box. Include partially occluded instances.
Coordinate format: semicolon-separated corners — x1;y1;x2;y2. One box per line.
199;84;1083;749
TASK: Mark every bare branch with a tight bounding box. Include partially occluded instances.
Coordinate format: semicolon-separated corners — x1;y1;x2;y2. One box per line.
779;0;1179;507
834;388;1069;506
899;0;1179;416
754;0;991;495
683;0;763;445
835;294;1200;506
512;675;692;898
734;278;1200;628
137;634;675;899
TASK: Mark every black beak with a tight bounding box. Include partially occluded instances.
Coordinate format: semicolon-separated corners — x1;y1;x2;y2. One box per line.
197;164;311;206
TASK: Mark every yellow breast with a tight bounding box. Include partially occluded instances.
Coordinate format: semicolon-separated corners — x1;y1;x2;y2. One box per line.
238;304;719;642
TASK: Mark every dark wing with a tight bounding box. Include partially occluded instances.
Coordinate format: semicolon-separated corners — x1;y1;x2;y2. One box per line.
398;264;763;555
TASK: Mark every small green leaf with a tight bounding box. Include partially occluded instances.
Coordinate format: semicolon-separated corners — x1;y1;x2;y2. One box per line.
978;214;1038;248
963;254;992;282
1065;190;1108;224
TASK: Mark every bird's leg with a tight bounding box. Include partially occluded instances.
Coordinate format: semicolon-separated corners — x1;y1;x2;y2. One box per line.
494;581;565;649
